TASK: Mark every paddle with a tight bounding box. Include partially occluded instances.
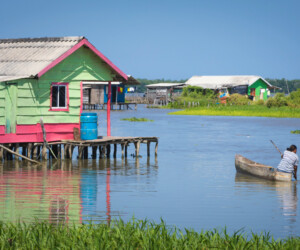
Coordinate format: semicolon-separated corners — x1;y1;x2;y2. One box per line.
270;140;283;158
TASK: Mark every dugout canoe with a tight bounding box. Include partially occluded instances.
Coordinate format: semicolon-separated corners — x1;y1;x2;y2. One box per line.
235;154;292;182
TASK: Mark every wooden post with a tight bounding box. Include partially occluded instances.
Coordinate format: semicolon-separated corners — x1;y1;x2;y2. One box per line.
113;144;117;158
57;144;61;159
32;145;38;160
107;81;111;137
135;103;137;110
99;146;103;159
15;144;20;160
147;141;150;157
125;143;128;158
134;141;140;157
22;145;27;159
0;146;3;161
102;145;106;158
155;141;158;156
68;145;73;159
61;145;65;160
106;144;111;158
42;145;47;160
83;147;88;159
28;143;33;159
121;144;125;158
92;146;97;159
78;146;83;159
64;144;69;159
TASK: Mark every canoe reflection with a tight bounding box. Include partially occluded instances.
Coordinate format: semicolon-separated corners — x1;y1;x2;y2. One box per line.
235;172;297;226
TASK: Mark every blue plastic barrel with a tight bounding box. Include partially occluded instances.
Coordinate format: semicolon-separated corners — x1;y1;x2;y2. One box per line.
80;113;98;140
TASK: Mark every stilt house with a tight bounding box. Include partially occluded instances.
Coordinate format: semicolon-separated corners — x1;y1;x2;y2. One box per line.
0;36;129;143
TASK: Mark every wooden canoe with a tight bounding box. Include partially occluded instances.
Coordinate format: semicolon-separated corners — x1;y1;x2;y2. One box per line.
235;154;292;182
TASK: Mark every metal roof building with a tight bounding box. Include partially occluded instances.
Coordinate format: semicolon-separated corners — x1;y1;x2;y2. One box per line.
185;75;275;89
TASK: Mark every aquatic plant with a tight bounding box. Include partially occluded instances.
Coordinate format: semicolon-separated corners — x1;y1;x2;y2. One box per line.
291;130;300;134
0;219;299;249
121;117;154;122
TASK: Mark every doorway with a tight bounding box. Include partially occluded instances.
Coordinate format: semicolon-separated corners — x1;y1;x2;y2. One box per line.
5;83;17;133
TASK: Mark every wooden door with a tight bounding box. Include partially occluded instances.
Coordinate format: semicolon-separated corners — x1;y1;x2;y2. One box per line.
250;88;256;96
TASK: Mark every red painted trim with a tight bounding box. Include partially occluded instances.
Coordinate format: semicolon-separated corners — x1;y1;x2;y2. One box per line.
107;81;111;136
49;82;69;112
80;81;83;115
0;123;79;143
37;38;128;81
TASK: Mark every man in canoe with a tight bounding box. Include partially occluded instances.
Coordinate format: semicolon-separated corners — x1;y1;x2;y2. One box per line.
277;145;298;180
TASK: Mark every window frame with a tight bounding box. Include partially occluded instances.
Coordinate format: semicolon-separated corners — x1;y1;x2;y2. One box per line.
49;82;69;111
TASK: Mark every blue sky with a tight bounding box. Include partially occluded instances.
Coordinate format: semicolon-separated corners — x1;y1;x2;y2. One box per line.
1;0;299;80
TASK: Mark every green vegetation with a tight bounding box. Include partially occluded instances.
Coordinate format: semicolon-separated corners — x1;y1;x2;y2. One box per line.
0;219;299;249
291;130;300;134
169;88;300;118
121;117;153;122
170;105;300;118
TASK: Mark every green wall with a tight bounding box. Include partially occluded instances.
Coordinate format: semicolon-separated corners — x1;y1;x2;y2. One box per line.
0;46;117;127
247;79;269;101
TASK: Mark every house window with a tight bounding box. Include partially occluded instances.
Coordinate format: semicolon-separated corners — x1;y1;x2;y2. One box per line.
50;83;69;111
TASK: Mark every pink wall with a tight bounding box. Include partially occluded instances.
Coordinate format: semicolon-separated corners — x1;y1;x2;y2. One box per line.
0;123;79;143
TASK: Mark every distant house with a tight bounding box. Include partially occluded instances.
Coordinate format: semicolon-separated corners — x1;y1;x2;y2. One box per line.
0;36;130;143
82;76;139;105
185;75;279;101
146;83;185;105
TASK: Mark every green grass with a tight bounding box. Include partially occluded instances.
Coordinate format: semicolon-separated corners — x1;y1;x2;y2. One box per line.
291;130;300;134
0;219;299;249
121;117;154;122
169;105;300;118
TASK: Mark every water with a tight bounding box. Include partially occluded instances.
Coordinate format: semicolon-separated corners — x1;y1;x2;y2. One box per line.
0;105;299;238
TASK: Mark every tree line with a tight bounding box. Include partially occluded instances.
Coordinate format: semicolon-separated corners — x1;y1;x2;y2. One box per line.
135;78;300;93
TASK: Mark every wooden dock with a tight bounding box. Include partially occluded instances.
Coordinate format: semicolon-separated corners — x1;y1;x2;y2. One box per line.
0;136;158;162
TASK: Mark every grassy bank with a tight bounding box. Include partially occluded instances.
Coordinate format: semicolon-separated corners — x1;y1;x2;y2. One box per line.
169;105;300;118
0;219;299;249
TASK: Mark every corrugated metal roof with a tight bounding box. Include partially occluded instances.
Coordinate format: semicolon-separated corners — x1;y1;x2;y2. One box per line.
186;75;274;89
146;83;185;88
0;36;84;80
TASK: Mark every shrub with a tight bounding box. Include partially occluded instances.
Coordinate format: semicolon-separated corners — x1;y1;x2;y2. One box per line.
266;93;288;108
255;99;265;106
227;94;249;105
287;89;300;107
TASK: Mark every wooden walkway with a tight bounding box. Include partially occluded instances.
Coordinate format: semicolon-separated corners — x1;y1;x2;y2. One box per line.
0;136;158;162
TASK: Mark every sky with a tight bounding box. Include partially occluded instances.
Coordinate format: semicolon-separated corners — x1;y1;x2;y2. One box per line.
1;0;300;80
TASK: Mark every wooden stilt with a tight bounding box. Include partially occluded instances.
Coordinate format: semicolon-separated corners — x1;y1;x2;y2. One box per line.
155;141;158;156
32;145;38;159
106;144;111;158
125;143;128;158
57;144;61;159
83;147;88;159
64;144;69;159
113;144;117;158
68;145;73;159
0;147;3;161
121;144;124;158
78;146;83;159
147;141;150;157
99;146;103;159
42;145;47;160
15;144;20;160
27;143;33;159
22;145;27;159
135;141;140;157
92;146;97;159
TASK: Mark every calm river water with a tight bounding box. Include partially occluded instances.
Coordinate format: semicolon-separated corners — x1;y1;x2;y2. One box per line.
0;105;299;238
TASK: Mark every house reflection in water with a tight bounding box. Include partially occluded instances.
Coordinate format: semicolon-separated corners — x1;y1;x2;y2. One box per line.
0;161;82;224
